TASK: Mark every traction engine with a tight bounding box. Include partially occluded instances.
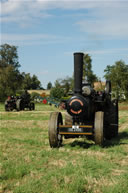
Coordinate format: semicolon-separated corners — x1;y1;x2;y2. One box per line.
48;53;118;147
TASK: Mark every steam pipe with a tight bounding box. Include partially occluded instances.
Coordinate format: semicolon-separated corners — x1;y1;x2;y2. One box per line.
74;52;84;94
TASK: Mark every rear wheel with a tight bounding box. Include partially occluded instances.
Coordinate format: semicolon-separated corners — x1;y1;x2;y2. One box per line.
104;99;118;139
16;99;23;111
94;111;104;146
32;103;35;110
48;112;63;148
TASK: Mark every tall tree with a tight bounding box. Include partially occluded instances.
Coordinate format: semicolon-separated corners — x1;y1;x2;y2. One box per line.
50;54;97;99
60;76;73;95
83;54;98;85
54;76;73;96
47;82;52;90
21;73;41;90
0;44;22;101
50;87;64;100
21;72;32;90
0;44;20;69
104;60;128;99
31;74;41;89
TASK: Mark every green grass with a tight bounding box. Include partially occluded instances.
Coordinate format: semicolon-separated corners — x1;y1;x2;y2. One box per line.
0;103;5;111
0;103;128;193
0;112;49;121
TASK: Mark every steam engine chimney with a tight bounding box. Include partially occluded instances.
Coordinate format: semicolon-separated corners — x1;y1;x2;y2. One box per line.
74;52;84;94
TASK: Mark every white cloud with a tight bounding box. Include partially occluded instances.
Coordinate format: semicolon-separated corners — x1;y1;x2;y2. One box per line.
1;0;128;38
1;0;125;16
0;0;107;17
76;1;128;38
88;48;128;55
1;0;124;23
1;33;71;46
77;19;128;38
64;47;128;56
1;0;52;26
1;0;22;15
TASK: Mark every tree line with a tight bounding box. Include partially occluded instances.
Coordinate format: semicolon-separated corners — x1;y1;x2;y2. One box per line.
50;55;128;100
49;53;99;99
0;44;42;101
0;43;128;101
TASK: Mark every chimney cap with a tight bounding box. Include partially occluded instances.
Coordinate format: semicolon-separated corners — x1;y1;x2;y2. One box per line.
74;52;84;56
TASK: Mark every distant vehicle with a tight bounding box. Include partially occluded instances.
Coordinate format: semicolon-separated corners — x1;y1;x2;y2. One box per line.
15;90;35;111
16;96;35;111
5;91;35;111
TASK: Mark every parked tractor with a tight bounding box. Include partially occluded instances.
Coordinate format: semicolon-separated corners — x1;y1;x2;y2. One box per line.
16;90;35;111
5;90;35;111
48;52;118;147
16;97;35;111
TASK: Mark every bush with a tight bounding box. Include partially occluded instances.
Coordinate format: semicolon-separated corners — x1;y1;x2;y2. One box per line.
50;87;64;100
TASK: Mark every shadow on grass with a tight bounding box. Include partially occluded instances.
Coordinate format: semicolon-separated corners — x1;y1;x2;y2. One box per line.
69;140;94;149
63;131;128;149
63;138;95;149
103;131;128;147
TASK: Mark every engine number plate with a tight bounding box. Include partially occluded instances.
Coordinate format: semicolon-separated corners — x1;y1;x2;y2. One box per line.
68;125;83;132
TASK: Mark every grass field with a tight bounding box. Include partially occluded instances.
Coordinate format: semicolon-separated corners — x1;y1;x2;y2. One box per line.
0;103;128;193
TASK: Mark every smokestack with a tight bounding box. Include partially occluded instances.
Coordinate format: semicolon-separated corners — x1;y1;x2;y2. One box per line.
74;52;84;94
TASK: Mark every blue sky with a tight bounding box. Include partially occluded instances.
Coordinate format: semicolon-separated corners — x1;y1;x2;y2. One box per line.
1;0;128;88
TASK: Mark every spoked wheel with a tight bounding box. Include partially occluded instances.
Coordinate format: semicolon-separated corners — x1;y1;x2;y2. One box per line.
48;112;63;148
94;111;104;146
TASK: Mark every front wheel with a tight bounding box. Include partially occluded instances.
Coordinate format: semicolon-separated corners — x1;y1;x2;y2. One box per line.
48;112;63;148
94;111;104;146
30;102;35;110
5;105;9;111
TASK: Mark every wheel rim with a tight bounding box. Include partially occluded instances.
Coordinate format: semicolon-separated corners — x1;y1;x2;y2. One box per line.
48;112;63;148
94;111;104;146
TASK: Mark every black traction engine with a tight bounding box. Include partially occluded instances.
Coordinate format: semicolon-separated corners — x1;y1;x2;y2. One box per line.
48;52;118;147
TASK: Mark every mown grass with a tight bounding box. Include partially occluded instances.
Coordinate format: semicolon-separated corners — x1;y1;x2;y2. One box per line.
0;103;128;193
